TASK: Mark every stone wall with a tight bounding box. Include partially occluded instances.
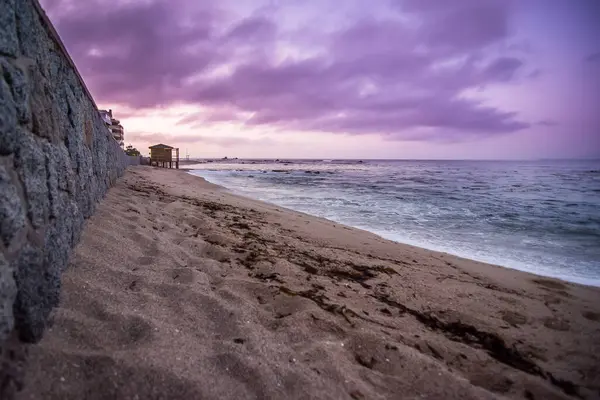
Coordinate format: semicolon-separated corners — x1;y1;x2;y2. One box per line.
1;0;130;395
128;155;142;166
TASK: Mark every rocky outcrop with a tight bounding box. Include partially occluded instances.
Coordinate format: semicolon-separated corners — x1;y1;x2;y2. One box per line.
0;0;130;396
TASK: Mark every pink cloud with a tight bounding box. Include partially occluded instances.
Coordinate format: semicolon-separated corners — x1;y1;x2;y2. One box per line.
127;132;277;147
40;0;533;141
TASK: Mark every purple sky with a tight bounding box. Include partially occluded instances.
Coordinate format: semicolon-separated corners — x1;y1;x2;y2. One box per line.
40;0;600;159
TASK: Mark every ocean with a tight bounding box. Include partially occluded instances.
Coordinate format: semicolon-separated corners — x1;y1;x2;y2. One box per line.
188;159;600;287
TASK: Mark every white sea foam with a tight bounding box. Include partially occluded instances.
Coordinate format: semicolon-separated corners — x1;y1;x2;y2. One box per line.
189;159;600;287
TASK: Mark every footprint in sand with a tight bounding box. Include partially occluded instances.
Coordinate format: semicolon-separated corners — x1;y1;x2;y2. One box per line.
543;294;561;305
532;278;566;290
61;310;154;350
581;311;600;322
541;316;570;331
498;296;519;306
201;243;232;263
500;310;527;327
117;315;154;345
169;268;195;284
138;256;155;266
210;353;268;397
532;278;573;299
204;232;235;247
147;243;161;257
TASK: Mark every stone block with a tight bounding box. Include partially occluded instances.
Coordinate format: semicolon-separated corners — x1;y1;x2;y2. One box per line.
69;198;84;247
29;68;59;141
0;66;17;155
54;143;74;193
0;253;17;341
4;60;30;125
0;0;18;58
14;133;49;229
14;0;48;72
12;244;56;343
44;215;71;275
43;142;59;219
0;164;26;248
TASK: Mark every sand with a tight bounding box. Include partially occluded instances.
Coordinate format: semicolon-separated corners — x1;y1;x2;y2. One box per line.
16;166;600;400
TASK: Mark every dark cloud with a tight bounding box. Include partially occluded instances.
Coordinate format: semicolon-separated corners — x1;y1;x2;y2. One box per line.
127;132;276;147
225;16;276;42
175;108;247;127
481;57;524;82
399;0;513;53
585;52;600;63
40;0;530;140
42;0;220;108
538;119;559;127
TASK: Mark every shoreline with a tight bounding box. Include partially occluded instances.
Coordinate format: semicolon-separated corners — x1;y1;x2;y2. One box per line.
18;166;600;399
187;168;600;289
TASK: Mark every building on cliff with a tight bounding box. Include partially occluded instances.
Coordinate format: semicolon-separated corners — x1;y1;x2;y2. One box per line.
99;109;125;148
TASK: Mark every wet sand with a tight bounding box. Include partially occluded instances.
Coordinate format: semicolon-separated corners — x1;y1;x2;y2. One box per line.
17;166;600;399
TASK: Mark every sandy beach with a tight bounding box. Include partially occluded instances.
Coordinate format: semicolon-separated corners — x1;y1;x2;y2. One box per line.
16;166;600;399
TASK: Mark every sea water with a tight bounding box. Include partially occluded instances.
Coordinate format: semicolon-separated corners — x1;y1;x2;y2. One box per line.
188;160;600;286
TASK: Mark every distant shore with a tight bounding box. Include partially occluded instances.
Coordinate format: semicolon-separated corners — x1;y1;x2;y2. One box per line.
18;166;600;399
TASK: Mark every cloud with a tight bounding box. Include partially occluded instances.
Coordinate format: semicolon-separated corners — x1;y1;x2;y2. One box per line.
175;108;248;127
585;52;600;63
398;0;513;52
537;119;559;127
225;16;276;43
40;0;530;141
480;57;524;82
43;0;221;108
127;132;276;147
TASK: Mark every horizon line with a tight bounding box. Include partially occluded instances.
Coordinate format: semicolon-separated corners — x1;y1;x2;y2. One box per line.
182;157;600;162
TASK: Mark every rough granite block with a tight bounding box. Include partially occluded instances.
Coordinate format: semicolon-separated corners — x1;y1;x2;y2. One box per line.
0;59;30;125
0;64;18;155
12;244;51;343
0;254;17;341
0;164;26;249
0;0;18;58
14;133;49;229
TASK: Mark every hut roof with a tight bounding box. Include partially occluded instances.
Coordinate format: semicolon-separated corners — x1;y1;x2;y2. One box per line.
149;143;174;149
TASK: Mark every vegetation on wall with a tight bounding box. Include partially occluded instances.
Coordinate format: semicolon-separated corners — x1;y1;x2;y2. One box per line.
125;145;140;156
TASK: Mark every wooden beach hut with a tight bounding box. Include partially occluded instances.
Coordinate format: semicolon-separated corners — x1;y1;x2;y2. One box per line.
149;144;180;169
